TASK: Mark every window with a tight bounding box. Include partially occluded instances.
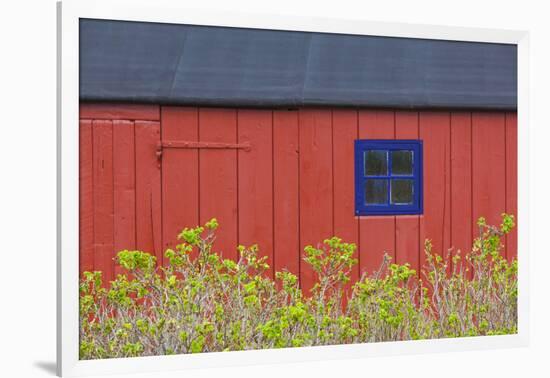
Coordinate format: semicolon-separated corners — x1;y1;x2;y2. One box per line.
355;140;423;215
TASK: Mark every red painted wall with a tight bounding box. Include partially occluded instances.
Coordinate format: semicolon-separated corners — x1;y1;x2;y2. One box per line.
79;103;518;289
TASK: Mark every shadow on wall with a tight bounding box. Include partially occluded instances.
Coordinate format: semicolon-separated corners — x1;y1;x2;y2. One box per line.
33;361;56;376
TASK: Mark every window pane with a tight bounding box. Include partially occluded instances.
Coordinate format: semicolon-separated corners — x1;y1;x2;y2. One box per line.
364;150;388;176
391;179;414;205
391;150;413;176
365;179;388;205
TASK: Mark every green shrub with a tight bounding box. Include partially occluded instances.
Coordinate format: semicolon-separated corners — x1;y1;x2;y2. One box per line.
79;214;517;359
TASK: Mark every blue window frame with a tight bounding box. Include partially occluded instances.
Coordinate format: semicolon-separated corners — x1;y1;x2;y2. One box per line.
355;140;423;216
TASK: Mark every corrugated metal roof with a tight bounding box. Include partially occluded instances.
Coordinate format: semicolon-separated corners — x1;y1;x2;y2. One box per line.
80;19;517;110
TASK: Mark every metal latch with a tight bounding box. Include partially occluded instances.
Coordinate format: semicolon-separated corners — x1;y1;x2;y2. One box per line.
156;141;252;159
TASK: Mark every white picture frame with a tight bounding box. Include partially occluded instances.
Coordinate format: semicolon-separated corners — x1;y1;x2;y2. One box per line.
57;1;530;376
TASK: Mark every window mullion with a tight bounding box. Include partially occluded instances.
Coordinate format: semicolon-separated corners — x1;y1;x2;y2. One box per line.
387;149;392;205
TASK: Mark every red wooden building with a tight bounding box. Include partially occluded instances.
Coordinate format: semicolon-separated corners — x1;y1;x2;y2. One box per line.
79;20;517;291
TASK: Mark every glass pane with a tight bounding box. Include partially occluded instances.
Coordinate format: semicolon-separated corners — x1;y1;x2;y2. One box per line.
364;150;388;176
391;150;413;176
391;179;414;205
365;179;388;205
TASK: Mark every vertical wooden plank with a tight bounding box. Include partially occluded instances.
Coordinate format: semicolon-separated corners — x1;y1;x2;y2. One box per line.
79;120;94;275
92;120;114;284
299;109;333;294
358;110;395;276
199;108;238;261
113;120;136;276
273;110;300;277
394;111;420;273
419;112;452;271
135;121;162;266
161;107;199;261
505;112;518;261
238;110;274;277
332;109;360;285
450;112;473;270
472;113;506;252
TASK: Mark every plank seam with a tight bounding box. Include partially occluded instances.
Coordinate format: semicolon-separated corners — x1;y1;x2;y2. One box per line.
133;122;138;263
160;109;164;265
449;113;453;270
331;110;335;237
111;120;115;277
418;113;422;275
504;113;509;259
357;111;361;276
197;108;201;227
297;111;301;288
271;110;275;277
470;112;474;268
442;121;448;260
236;109;240;248
392;111;397;263
91;121;96;273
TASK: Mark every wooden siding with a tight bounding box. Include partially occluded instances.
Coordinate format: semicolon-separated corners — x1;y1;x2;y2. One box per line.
79;105;518;288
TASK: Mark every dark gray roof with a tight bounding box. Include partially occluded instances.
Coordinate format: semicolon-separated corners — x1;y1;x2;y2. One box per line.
79;19;517;110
